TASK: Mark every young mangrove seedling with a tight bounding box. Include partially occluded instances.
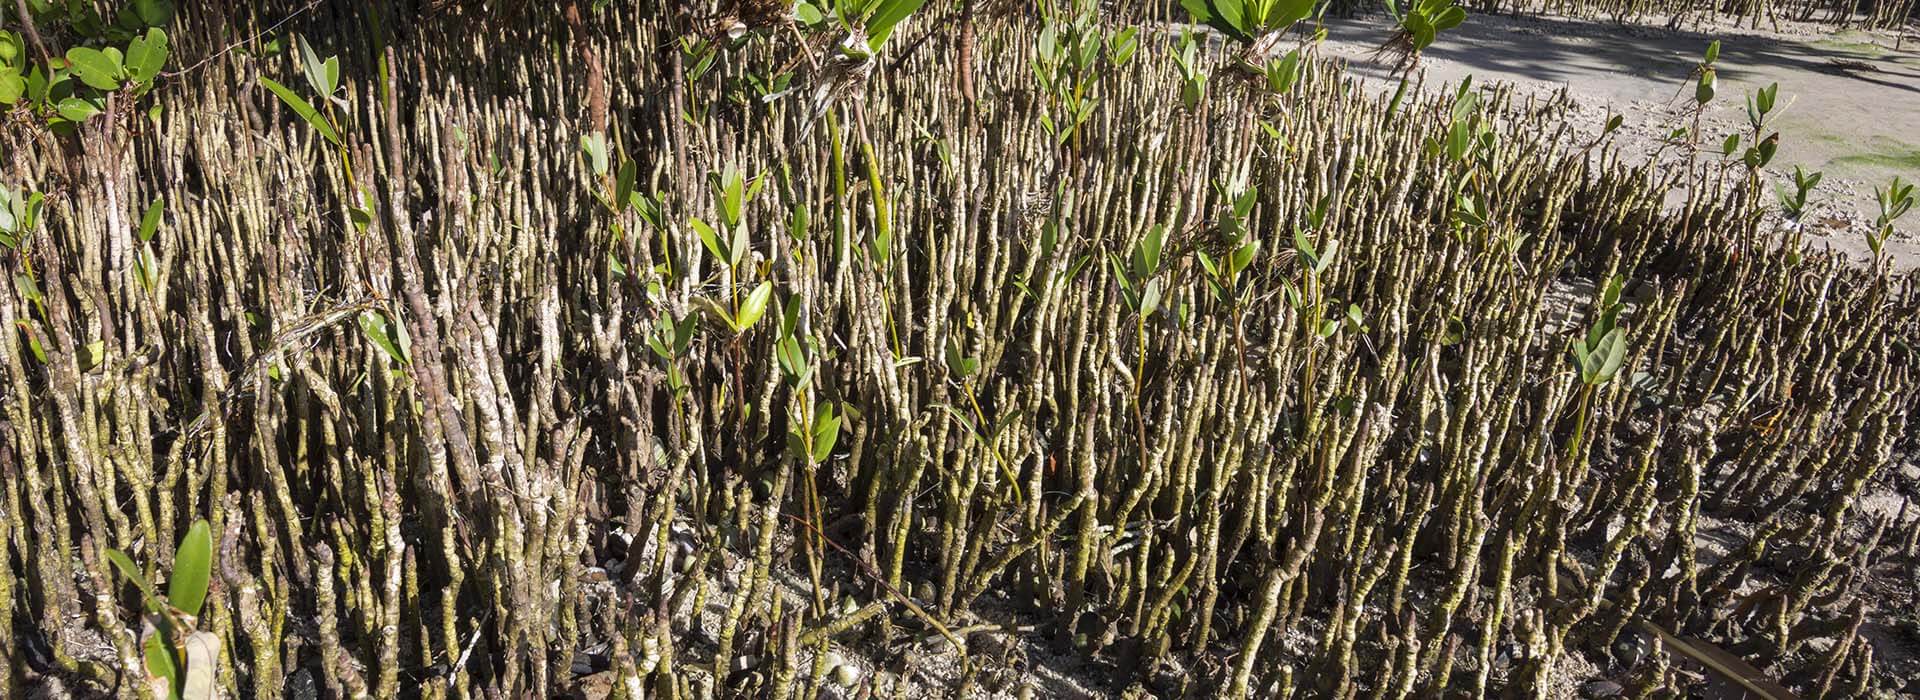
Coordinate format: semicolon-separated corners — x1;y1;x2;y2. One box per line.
105;520;219;700
1868;176;1914;265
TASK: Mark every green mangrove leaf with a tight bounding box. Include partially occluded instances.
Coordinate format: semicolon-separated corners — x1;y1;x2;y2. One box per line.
729;220;750;269
143;633;180;696
297;33;329;95
1183;0;1252;40
358;310;410;365
126;28;169;84
614;159;636;214
66;47;124;91
132;0;176;26
735;282;773;333
259;76;340;145
776;335;808;379
811;404;841;463
581;132;609;176
135;243;159;292
57;97;103;122
1695;69;1716;104
1315;238;1340;273
168;519;212;617
1594;327;1627;383
691;217;726;264
865;0;929;52
138;197;164;241
105;548;156;603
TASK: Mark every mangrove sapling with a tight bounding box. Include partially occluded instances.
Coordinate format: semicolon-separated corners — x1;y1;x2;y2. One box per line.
258;34;376;233
1581;111;1628;155
1738;83;1785;173
1775;165;1823;262
104;520;217;700
691;166;766;297
775;293;838;616
1867;176;1915;266
1662;40;1721;162
1171;30;1209;113
1113;223;1167;511
1261;47;1306;96
1031;1;1126;149
1377;0;1466;71
1431;82;1504;246
1183;0;1322;62
1777;166;1823;224
1287;218;1346;436
0;186;47;357
1529;275;1631;594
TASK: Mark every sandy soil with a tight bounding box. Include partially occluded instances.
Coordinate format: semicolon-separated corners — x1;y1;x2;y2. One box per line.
1318;11;1920;268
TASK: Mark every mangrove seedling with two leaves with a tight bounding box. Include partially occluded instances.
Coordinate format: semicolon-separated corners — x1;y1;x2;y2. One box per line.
1567;276;1632;442
358;308;412;366
1287;224;1346;341
1261;48;1304;95
700;281;774;336
105;520;219;700
133;197;164;293
1657;40;1719;158
647;312;701;397
258;34;343;145
1427;82;1504;240
578;132;666;279
1111;224;1166;320
258;35;376;233
1171;30;1209;112
789;399;843;466
774;294;828;386
1282;203;1361;434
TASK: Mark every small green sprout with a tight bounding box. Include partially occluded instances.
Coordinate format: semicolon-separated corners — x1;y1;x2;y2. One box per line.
1776;166;1822;222
1569;276;1629;386
1868;176;1915;261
